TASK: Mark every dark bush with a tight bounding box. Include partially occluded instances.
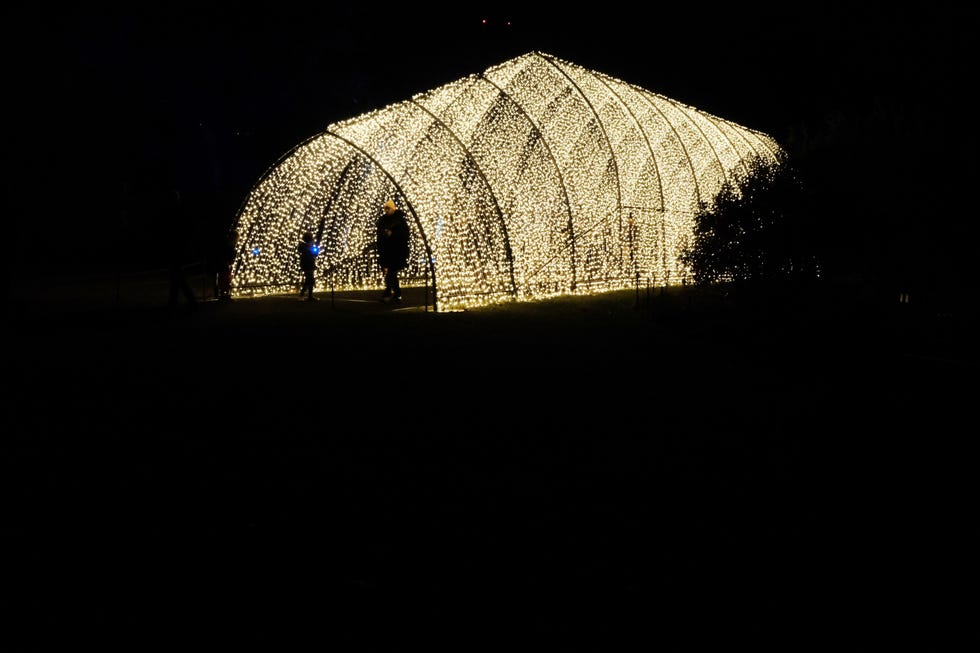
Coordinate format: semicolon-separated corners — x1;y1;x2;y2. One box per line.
680;157;819;290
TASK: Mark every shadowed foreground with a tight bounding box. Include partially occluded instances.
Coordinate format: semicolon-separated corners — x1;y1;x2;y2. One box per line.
5;280;975;650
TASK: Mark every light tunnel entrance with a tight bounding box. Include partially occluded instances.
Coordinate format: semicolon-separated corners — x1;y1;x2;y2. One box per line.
230;52;783;312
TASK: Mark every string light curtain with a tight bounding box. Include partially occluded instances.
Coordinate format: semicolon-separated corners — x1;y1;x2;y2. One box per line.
232;52;783;311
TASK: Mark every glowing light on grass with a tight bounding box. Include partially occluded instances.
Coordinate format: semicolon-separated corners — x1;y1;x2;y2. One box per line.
232;52;783;311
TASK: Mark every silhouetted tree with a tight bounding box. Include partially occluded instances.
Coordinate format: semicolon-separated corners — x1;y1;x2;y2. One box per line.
680;157;818;289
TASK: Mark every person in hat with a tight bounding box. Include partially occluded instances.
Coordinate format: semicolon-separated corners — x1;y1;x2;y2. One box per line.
376;199;410;303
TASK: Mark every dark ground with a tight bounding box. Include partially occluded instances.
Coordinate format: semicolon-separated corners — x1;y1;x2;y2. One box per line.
4;276;976;651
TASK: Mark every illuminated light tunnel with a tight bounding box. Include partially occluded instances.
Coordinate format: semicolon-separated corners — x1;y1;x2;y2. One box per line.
231;51;783;311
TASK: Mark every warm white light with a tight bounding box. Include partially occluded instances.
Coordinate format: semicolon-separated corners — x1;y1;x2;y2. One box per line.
232;52;783;311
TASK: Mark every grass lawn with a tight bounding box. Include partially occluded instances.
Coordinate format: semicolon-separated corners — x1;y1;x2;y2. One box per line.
5;276;975;650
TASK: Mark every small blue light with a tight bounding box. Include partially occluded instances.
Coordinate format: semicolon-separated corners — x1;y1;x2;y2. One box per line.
252;247;260;256
311;245;320;255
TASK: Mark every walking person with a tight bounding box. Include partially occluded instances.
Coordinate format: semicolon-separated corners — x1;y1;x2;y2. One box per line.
377;199;410;303
298;230;319;301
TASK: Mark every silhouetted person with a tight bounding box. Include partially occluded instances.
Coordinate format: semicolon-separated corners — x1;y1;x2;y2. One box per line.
298;230;319;301
217;229;238;301
167;189;196;311
377;199;410;303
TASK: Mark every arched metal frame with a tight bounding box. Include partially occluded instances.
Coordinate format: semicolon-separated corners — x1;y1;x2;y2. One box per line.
478;72;580;289
591;73;666;213
230;51;783;308
536;52;624;227
634;87;704;209
407;99;518;298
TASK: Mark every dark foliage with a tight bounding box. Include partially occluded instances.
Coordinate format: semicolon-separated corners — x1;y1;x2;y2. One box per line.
680;157;819;287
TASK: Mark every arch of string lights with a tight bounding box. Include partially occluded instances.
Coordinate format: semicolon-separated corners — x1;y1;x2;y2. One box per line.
232;51;783;311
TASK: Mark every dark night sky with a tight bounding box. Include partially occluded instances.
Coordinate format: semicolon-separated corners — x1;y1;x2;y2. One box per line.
5;1;976;273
